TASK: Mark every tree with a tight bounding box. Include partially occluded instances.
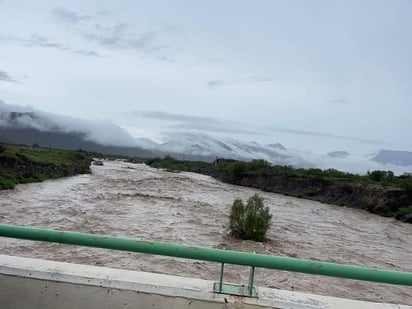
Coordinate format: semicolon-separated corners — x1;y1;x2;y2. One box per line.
368;170;395;182
229;194;272;242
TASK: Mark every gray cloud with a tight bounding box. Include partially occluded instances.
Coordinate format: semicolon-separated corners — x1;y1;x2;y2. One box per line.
0;70;20;83
29;34;68;50
266;126;387;146
137;110;387;146
154;55;175;63
72;49;102;57
52;7;91;24
0;33;101;57
136;110;259;135
206;80;228;88
50;7;173;56
81;23;169;54
206;76;274;89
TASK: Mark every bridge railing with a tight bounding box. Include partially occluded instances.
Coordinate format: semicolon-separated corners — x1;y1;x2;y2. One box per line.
0;223;411;297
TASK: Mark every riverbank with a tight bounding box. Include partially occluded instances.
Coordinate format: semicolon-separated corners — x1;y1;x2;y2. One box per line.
145;157;412;223
0;144;92;190
0;160;410;304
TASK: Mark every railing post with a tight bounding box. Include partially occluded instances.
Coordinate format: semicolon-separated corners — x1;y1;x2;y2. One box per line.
248;251;256;296
248;265;255;296
219;262;225;292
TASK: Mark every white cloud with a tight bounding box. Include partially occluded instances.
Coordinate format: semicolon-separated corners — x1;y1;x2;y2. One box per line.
0;100;138;147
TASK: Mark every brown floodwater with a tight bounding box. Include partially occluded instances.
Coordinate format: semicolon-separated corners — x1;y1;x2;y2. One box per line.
0;161;411;304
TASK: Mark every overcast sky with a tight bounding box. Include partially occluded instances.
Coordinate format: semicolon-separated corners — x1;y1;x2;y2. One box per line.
1;0;411;153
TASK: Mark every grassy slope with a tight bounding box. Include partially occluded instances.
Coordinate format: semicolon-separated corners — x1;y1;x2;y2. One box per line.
0;144;92;189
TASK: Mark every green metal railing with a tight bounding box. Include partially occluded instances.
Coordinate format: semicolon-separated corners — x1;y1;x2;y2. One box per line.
1;223;412;297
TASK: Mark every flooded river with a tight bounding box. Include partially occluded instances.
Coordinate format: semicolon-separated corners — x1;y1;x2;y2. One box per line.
0;161;411;304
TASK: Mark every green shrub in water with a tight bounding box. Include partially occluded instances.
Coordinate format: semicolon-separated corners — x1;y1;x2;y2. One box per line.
229;194;272;242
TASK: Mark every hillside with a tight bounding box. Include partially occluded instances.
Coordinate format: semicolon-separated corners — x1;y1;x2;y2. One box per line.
0;144;92;190
0;127;156;158
1;105;412;174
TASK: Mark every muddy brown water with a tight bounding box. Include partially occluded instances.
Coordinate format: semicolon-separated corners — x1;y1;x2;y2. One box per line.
0;161;411;304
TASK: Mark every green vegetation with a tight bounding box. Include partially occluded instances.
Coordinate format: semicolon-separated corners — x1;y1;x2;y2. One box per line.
0;144;92;190
4;146;87;167
145;157;412;189
219;159;412;188
395;206;412;223
0;174;15;190
229;194;272;242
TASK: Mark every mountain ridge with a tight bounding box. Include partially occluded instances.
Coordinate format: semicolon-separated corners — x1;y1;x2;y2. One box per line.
1;106;412;174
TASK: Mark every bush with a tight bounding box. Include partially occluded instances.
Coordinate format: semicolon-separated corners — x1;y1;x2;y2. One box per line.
0;174;16;190
395;206;412;223
229;194;272;242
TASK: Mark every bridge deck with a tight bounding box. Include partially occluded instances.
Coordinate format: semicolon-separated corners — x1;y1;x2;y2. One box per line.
0;254;410;309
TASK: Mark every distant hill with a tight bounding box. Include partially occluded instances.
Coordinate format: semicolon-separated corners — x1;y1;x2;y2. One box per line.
0;116;218;161
1;102;412;174
145;132;290;164
0;127;156;158
0;109;158;157
373;150;412;166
